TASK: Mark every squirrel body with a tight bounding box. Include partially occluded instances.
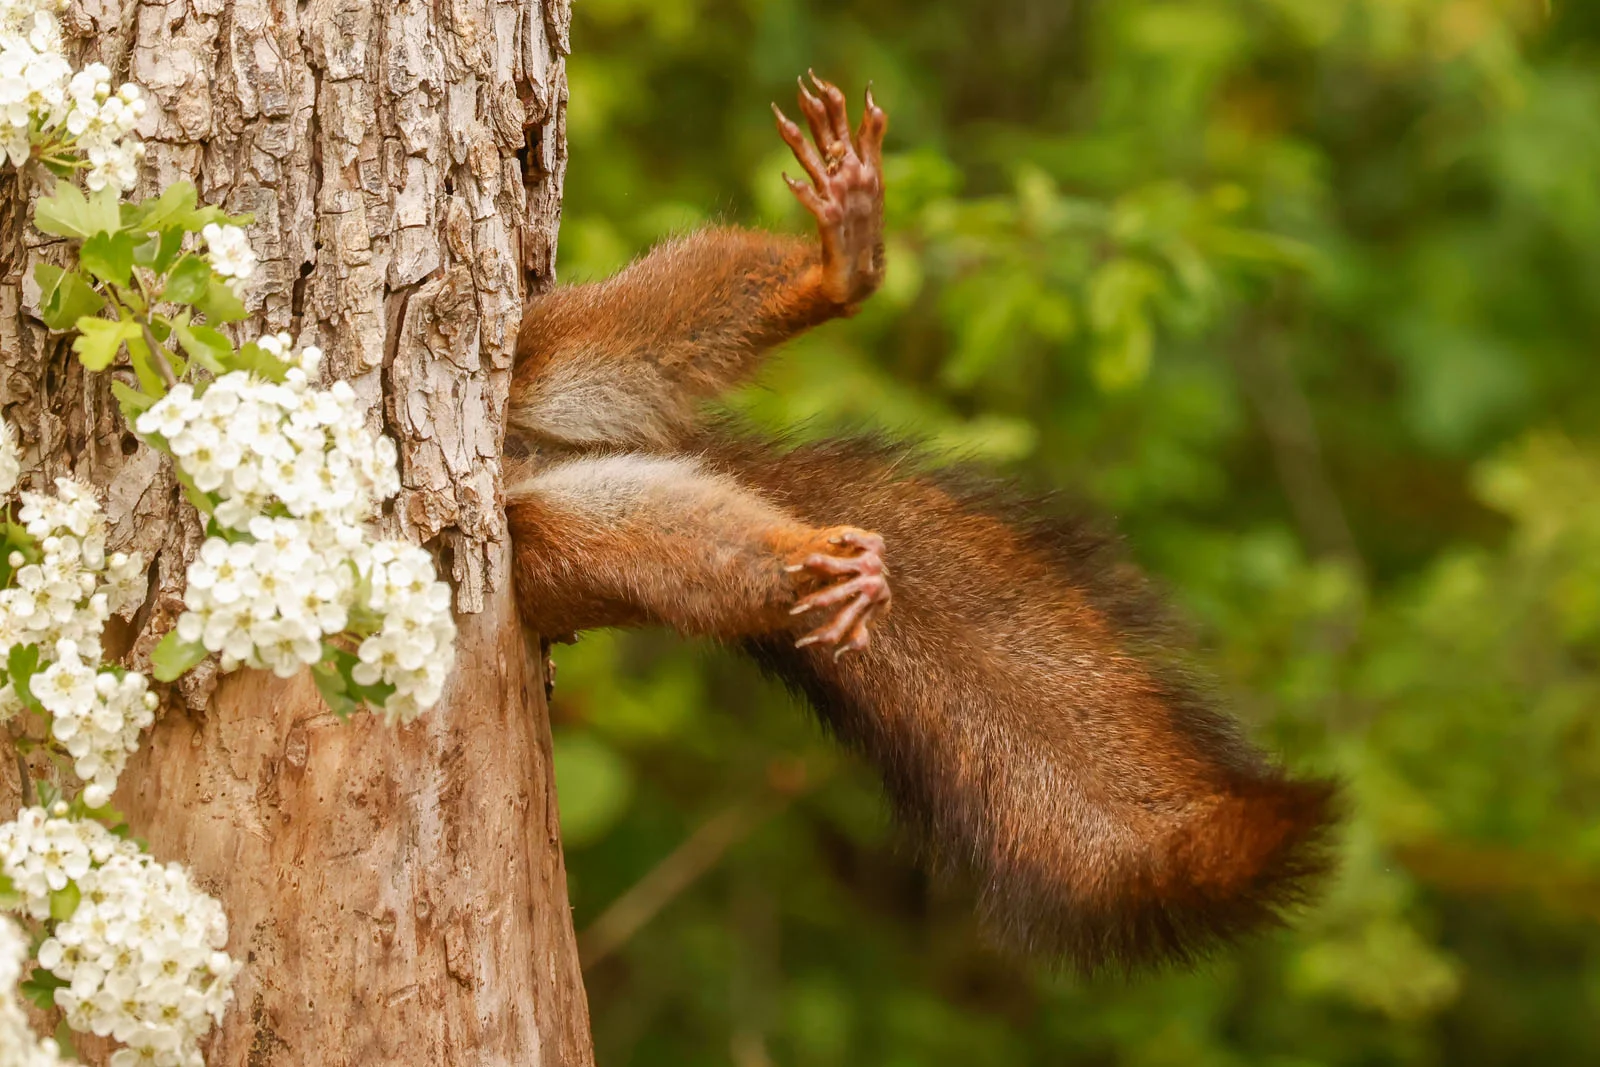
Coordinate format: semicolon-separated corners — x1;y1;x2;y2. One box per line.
505;75;1335;972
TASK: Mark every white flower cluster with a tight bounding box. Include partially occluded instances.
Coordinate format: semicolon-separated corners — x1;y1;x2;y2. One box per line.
0;478;146;664
0;0;145;191
354;541;456;723
35;639;157;808
135;333;454;723
64;64;146;194
135;341;398;533
0;810;237;1067
0;0;56;38
0;0;68;168
176;516;359;678
199;223;255;285
0;469;152;806
0;916;69;1067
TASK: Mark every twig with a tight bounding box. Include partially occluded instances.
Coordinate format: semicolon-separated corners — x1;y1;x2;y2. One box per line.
579;776;813;969
1231;322;1363;578
140;324;177;389
13;745;32;807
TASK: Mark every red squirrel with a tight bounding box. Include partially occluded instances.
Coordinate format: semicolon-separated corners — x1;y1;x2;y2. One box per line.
505;74;1337;972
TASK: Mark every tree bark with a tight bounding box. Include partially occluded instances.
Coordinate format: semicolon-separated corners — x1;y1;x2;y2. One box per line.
0;0;594;1063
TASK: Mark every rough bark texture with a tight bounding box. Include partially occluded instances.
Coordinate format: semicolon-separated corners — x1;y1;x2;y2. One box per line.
0;0;594;1062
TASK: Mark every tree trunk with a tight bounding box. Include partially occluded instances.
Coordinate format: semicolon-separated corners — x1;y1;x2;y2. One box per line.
0;0;594;1063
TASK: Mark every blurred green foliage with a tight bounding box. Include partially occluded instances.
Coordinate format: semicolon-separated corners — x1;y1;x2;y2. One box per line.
547;0;1600;1062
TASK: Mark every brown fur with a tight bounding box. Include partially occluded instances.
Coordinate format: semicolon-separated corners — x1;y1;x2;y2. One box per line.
510;229;842;451
506;452;882;642
704;432;1337;969
503;76;1336;974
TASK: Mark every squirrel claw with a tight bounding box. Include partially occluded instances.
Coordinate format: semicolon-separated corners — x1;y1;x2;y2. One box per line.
788;526;890;656
777;70;887;306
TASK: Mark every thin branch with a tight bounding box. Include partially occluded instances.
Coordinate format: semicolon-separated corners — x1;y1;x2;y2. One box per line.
579;770;817;969
13;744;32;807
580;804;770;969
1231;322;1364;578
139;324;177;389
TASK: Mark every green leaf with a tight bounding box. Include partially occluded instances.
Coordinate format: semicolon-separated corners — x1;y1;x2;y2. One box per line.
133;226;186;274
1090;319;1154;393
34;264;107;331
230;341;290;382
347;672;397;709
1087;257;1161;334
312;659;357;720
0;870;20;910
0;522;38;588
21;968;67;1011
195;277;247;323
54;1020;78;1060
121;182;250;235
34;183;123;239
112;380;157;427
33;261;61;298
551;732;635;846
78;230;138;288
162;254;212;305
7;643;43;713
151;630;207;682
128;329;186;384
48;881;80;922
173;321;234;374
120;181;199;231
71;316;141;371
122;330;174;395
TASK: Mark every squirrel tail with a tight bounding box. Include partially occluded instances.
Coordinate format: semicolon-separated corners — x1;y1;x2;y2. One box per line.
702;432;1338;972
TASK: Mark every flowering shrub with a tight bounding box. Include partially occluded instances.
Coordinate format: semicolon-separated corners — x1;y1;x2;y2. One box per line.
0;0;459;1058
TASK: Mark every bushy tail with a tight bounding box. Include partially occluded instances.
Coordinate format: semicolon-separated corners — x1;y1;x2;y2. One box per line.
702;432;1338;972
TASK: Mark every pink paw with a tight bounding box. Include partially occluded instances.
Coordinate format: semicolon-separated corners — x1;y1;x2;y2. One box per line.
786;527;891;657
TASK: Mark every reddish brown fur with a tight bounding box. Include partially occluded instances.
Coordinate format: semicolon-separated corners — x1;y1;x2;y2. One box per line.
502;76;1336;973
700;433;1337;969
509;230;849;451
506;453;888;647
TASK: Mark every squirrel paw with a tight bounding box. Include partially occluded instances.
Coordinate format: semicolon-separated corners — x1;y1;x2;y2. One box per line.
786;527;891;658
771;72;887;307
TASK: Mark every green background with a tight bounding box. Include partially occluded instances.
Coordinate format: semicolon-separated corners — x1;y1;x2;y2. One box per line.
547;0;1600;1062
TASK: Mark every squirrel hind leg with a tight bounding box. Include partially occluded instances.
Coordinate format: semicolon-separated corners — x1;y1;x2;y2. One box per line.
508;452;894;653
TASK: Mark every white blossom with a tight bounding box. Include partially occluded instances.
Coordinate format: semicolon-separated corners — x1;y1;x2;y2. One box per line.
0;460;152;799
353;540;456;724
0;915;70;1066
137;356;399;533
199;223;254;282
63;65;144;192
34;638;156;796
177;518;357;678
131;334;456;721
0;30;71;167
0;0;144;191
0;811;238;1067
0;478;145;663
